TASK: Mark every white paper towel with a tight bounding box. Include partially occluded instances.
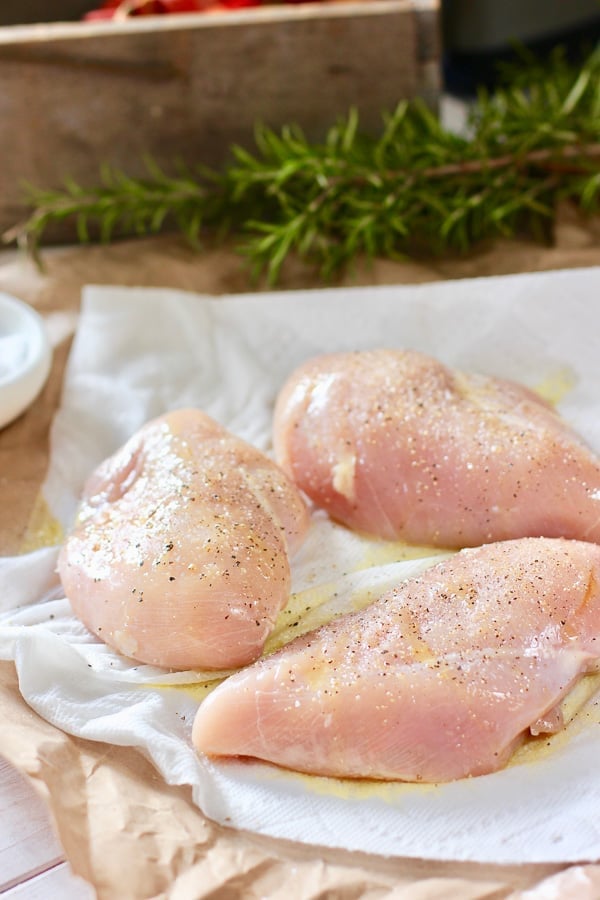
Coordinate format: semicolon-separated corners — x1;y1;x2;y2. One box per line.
2;268;600;864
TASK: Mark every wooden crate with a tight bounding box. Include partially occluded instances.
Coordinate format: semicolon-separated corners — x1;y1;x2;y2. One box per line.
0;1;440;238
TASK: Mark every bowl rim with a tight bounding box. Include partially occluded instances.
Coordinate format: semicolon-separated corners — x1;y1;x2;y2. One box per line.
0;291;50;387
0;292;52;428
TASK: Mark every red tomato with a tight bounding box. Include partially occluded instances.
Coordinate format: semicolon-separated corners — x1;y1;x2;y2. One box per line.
83;0;324;20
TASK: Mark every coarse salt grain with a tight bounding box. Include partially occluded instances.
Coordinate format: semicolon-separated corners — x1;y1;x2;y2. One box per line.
0;334;29;379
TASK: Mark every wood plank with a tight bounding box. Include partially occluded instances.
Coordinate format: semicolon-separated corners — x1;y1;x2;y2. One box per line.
0;757;64;892
1;862;95;899
0;1;440;237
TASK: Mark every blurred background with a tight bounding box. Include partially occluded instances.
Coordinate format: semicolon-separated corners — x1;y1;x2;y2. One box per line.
1;0;599;246
442;0;600;93
3;0;600;96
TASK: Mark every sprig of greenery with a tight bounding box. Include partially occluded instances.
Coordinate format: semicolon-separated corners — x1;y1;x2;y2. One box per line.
3;159;218;256
5;45;600;283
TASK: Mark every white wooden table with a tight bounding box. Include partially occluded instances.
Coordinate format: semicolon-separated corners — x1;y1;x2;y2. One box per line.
0;757;94;898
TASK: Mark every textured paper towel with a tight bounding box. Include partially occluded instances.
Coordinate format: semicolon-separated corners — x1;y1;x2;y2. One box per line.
2;268;600;864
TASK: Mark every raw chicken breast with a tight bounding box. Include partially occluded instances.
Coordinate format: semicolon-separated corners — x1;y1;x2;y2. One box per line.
273;349;600;547
58;409;309;669
193;537;600;782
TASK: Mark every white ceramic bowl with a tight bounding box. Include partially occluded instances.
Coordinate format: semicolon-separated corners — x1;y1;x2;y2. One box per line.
0;292;52;430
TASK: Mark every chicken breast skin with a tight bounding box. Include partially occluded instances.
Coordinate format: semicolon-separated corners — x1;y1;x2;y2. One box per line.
273;349;600;547
58;409;310;670
193;537;600;782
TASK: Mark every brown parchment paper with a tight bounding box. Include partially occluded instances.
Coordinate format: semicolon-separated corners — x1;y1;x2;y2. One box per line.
2;208;600;899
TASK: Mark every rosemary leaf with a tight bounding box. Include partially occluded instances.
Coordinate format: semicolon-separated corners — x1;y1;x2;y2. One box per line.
4;44;600;283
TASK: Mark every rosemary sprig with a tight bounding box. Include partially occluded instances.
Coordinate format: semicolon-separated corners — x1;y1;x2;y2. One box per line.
5;45;600;283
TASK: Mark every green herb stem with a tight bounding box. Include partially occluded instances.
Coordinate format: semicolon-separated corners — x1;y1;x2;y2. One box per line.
5;45;600;283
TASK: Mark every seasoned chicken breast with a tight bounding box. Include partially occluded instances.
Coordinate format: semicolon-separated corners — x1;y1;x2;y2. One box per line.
58;409;309;669
193;537;600;782
273;349;600;547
